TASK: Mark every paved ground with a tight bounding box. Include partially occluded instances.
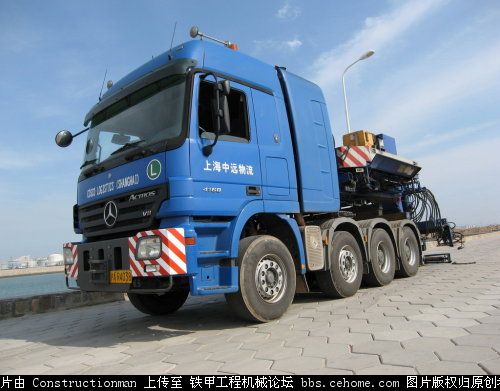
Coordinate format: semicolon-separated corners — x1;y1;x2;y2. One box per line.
1;232;499;375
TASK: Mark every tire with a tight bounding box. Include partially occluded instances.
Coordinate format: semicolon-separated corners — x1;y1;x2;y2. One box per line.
128;289;189;316
316;231;363;298
225;235;296;322
397;226;420;277
363;228;396;286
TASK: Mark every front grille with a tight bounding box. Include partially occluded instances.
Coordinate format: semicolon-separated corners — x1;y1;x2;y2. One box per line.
79;185;168;239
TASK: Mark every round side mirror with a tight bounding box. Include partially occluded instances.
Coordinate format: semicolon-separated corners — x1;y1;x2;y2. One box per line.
190;26;199;39
55;130;73;147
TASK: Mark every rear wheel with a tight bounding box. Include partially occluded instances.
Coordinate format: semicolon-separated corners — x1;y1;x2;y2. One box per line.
225;235;296;322
364;228;396;286
316;231;363;298
397;226;420;277
128;289;189;316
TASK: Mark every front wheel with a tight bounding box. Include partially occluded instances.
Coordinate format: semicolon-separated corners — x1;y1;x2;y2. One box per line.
128;289;189;316
225;235;296;322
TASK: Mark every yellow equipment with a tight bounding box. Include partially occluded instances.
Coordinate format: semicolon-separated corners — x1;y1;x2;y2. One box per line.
342;130;375;148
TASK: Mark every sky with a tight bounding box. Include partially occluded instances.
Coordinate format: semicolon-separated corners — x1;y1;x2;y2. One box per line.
0;0;499;260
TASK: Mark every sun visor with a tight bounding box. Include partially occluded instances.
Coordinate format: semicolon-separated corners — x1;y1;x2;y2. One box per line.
83;58;197;126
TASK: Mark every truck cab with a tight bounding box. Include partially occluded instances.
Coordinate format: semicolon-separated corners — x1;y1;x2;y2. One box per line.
58;34;422;322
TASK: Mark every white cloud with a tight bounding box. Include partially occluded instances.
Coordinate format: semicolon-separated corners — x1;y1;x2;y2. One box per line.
309;0;446;88
304;0;500;226
285;38;302;50
276;1;301;20
402;121;500;155
253;37;303;54
367;41;500;135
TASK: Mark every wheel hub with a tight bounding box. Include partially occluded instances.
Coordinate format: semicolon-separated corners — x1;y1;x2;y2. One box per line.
376;241;390;273
403;238;416;266
255;255;286;303
265;270;276;285
338;246;358;283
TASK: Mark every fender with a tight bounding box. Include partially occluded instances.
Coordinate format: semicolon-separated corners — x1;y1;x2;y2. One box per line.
389;219;422;262
228;200;265;258
358;218;401;270
320;217;368;272
228;202;307;274
276;214;307;274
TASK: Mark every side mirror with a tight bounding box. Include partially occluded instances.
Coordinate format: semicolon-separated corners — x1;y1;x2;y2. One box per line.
202;79;231;156
190;26;199;38
55;130;73;147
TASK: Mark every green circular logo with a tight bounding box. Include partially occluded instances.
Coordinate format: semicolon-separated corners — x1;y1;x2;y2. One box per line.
147;159;162;180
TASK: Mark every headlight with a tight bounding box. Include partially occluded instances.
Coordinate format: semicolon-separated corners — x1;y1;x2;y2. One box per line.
136;236;162;260
63;247;74;264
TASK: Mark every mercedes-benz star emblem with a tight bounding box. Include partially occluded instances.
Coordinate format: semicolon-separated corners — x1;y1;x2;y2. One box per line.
103;201;118;227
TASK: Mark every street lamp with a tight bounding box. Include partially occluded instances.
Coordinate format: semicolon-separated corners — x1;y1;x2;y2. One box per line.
342;50;375;133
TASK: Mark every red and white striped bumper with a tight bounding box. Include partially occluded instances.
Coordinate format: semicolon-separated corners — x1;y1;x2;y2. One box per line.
63;242;79;279
128;228;187;277
336;146;375;168
63;228;187;280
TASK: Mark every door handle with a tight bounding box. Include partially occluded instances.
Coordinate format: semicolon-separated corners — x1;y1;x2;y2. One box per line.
246;186;261;196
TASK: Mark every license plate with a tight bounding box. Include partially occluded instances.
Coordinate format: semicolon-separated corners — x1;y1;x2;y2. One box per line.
110;270;132;284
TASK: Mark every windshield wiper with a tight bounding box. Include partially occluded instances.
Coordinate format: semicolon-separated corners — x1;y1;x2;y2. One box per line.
110;139;145;156
124;141;160;161
81;163;105;178
80;158;98;169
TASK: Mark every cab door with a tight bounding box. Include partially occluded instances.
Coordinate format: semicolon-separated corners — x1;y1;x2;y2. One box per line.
189;74;262;216
251;89;299;213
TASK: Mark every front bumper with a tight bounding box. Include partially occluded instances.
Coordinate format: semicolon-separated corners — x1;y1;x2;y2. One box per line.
64;228;188;292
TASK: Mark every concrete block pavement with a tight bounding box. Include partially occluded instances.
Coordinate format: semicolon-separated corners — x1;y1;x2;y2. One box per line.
0;232;499;375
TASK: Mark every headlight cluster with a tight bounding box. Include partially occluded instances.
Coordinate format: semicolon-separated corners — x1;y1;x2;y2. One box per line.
63;247;74;265
136;236;162;260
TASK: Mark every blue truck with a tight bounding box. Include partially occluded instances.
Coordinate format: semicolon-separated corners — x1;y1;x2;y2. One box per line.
55;28;456;322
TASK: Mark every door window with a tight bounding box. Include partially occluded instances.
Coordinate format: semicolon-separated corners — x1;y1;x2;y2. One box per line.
198;80;250;142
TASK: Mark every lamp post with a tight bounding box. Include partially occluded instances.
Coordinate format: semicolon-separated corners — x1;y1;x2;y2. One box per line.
342;50;375;133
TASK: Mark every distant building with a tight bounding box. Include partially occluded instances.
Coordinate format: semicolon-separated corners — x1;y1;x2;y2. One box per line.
9;255;35;269
8;260;25;269
47;254;64;266
2;254;63;269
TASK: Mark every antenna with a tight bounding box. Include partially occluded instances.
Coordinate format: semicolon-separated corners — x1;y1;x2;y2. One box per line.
98;69;108;101
170;21;178;52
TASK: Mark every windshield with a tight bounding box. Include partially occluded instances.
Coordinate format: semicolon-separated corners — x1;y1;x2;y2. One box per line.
82;74;186;168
